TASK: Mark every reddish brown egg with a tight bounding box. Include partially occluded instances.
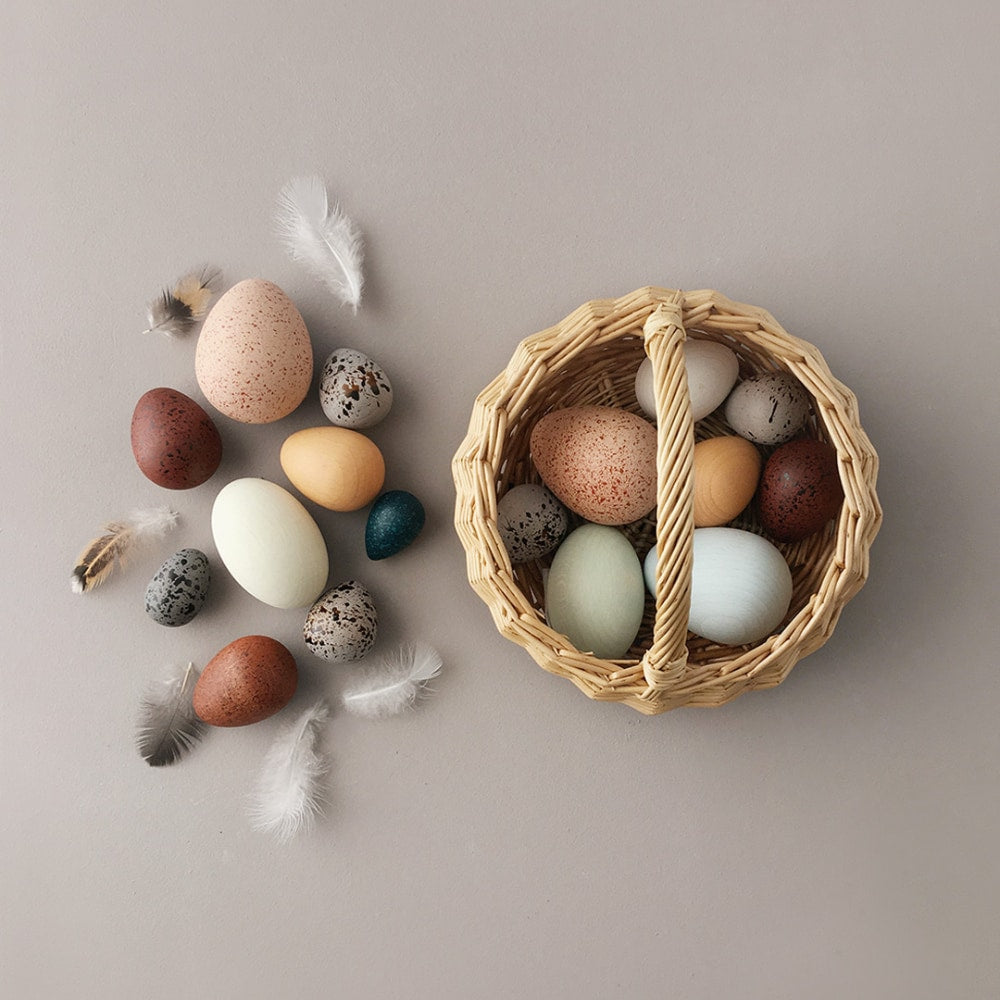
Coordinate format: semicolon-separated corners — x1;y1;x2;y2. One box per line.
757;438;844;542
193;635;297;727
131;387;222;489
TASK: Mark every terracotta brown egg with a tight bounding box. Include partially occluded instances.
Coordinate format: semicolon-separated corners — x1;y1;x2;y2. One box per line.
193;635;297;727
757;438;844;542
131;387;222;489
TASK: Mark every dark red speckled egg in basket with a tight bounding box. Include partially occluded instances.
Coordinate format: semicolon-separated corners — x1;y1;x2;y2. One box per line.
757;437;845;542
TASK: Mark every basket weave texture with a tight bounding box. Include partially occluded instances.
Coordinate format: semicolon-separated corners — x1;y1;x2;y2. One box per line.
452;288;881;714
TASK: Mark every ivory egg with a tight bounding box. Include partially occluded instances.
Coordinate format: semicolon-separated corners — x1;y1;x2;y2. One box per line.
692;435;762;527
687;527;793;646
635;339;740;422
211;478;329;609
280;426;385;512
195;279;313;424
545;524;646;660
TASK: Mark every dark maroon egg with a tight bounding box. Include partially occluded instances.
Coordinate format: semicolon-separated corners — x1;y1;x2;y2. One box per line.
757;438;844;542
131;387;222;489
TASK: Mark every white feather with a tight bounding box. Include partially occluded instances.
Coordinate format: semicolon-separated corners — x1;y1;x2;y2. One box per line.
275;175;364;311
342;643;443;719
249;700;330;843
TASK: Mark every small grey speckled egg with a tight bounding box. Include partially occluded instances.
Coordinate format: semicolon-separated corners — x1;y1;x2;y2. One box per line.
145;549;211;627
319;347;393;429
497;483;570;564
303;581;378;662
724;372;811;445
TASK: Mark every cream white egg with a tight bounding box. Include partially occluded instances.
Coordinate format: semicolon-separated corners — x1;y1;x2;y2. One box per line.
211;478;329;609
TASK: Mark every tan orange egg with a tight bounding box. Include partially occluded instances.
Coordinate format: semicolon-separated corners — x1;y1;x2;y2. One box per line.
692;435;762;527
280;426;385;511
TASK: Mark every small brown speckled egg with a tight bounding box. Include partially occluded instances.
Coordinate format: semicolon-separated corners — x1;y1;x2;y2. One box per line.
530;406;657;525
195;279;313;424
496;483;569;563
319;348;393;429
193;635;297;727
757;438;844;542
303;581;378;662
130;387;222;489
724;372;811;445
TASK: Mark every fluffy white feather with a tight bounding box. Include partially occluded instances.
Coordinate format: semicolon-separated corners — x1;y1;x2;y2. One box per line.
342;643;443;719
275;175;364;311
135;662;205;767
249;700;330;843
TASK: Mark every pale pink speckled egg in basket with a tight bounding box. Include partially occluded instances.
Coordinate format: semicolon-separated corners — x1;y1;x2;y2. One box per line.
529;405;657;525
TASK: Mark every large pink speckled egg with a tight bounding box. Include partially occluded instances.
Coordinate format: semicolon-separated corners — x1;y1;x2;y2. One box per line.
530;405;657;525
195;279;313;424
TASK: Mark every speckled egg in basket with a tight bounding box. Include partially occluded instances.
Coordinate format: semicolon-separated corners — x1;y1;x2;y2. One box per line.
452;287;882;714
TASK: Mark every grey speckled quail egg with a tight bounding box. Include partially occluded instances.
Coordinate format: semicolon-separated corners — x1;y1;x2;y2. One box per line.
303;581;378;662
319;347;393;429
145;548;211;627
497;483;570;564
724;372;811;445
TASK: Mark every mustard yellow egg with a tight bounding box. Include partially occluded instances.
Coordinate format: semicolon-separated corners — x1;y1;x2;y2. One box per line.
692;435;762;527
280;426;385;511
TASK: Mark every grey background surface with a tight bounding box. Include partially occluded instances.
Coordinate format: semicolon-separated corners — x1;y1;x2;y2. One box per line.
4;2;999;997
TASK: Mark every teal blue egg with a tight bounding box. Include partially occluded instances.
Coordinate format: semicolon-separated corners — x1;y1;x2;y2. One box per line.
365;490;426;560
545;524;646;660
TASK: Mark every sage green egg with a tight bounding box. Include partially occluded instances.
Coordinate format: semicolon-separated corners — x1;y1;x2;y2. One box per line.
544;524;646;660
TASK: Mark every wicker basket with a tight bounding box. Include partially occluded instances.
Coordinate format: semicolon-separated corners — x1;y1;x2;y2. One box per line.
452;287;881;714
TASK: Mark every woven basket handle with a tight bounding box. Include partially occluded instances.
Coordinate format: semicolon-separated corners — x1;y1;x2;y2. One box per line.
640;293;693;691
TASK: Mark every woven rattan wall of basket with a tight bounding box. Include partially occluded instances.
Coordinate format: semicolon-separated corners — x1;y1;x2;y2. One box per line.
452;287;881;714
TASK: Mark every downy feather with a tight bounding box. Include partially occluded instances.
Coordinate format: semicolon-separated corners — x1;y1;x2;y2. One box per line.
341;643;443;719
249;700;330;843
136;662;205;767
275;176;364;311
143;266;220;337
71;505;178;594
